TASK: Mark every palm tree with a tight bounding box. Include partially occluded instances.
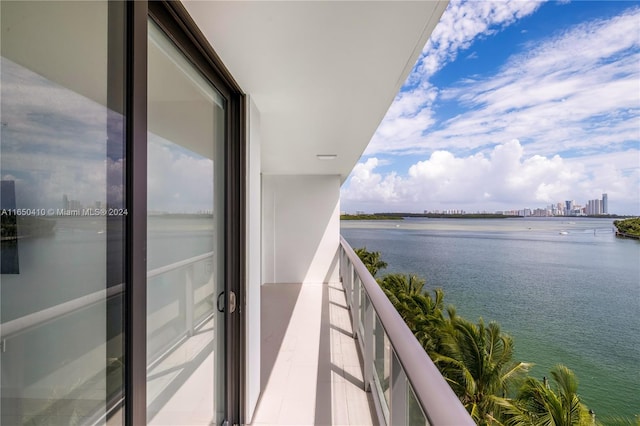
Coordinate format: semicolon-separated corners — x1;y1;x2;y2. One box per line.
499;364;594;426
434;309;532;424
378;273;425;298
378;273;446;353
354;247;387;277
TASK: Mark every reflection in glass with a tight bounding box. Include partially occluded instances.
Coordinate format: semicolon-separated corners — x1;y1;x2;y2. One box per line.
146;20;225;426
1;1;126;424
1;180;20;274
408;383;430;426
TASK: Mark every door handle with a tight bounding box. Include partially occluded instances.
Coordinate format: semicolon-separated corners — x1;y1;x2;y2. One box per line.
217;291;237;313
217;292;225;312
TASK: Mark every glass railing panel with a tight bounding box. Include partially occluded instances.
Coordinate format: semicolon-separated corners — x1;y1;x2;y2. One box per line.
192;256;215;325
147;268;189;364
408;383;430;426
2;299;121;426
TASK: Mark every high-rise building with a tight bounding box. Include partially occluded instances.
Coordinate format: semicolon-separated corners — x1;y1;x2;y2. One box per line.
602;193;608;214
565;200;573;213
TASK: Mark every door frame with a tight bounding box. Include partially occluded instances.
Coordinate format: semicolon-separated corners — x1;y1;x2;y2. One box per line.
126;2;246;424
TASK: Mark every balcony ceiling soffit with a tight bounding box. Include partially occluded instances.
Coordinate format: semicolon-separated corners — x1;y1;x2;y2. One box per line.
182;1;447;182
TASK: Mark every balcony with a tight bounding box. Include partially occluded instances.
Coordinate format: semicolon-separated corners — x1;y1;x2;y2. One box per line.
1;237;472;426
254;281;375;425
251;237;473;425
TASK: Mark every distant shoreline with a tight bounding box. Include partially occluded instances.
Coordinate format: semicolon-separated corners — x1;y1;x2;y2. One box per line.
341;213;632;220
341;213;513;220
340;214;403;220
613;217;640;239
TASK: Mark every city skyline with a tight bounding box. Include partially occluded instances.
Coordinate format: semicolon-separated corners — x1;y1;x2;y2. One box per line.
346;193;627;217
341;1;640;216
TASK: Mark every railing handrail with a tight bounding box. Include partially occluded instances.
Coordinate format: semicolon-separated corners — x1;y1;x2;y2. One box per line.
340;236;474;425
1;252;214;340
147;251;213;278
1;283;124;339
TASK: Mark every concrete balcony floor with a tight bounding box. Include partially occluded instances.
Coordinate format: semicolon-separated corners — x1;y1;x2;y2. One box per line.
253;282;377;426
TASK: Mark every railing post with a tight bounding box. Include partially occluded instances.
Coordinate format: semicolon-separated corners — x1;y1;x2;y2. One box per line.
344;251;352;306
186;264;194;336
363;291;373;392
339;248;344;286
351;270;359;339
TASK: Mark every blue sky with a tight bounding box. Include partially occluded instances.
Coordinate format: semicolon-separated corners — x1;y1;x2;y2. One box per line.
341;0;640;215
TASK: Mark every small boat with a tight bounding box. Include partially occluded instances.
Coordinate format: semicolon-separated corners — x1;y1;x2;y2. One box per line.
559;231;568;235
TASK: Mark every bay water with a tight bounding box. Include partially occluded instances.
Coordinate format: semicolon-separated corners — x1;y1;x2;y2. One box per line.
341;217;640;419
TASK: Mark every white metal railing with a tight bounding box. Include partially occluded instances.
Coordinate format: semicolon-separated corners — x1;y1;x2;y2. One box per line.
0;251;215;424
1;251;214;342
339;236;473;426
1;283;124;340
147;251;213;278
146;251;215;365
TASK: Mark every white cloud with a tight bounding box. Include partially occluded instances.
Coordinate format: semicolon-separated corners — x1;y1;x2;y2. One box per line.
1;58;118;210
366;5;640;158
2;57;215;214
341;140;640;214
341;158;404;205
366;0;544;155
147;135;214;213
417;0;543;78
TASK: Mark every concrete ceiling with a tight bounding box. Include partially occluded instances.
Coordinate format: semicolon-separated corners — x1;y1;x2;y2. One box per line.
183;1;448;182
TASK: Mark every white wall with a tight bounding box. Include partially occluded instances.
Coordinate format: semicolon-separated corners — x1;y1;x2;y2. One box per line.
246;116;342;422
262;175;340;284
245;97;261;423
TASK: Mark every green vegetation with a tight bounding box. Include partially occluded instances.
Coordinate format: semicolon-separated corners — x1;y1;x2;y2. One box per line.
340;213;403;220
436;311;532;423
1;215;55;240
341;212;514;220
354;247;633;425
353;247;388;276
499;365;594;426
614;217;640;238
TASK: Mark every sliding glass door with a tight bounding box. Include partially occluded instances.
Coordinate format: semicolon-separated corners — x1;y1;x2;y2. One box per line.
146;20;226;426
1;2;126;424
1;2;243;424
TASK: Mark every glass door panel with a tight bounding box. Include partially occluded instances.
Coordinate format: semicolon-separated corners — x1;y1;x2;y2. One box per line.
1;2;126;425
146;20;225;426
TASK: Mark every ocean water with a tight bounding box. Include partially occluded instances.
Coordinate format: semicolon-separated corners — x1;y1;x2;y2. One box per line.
342;217;640;419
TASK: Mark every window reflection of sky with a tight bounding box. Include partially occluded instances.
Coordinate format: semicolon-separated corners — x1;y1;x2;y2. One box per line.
1;57;214;214
1;57;120;210
147;133;214;214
